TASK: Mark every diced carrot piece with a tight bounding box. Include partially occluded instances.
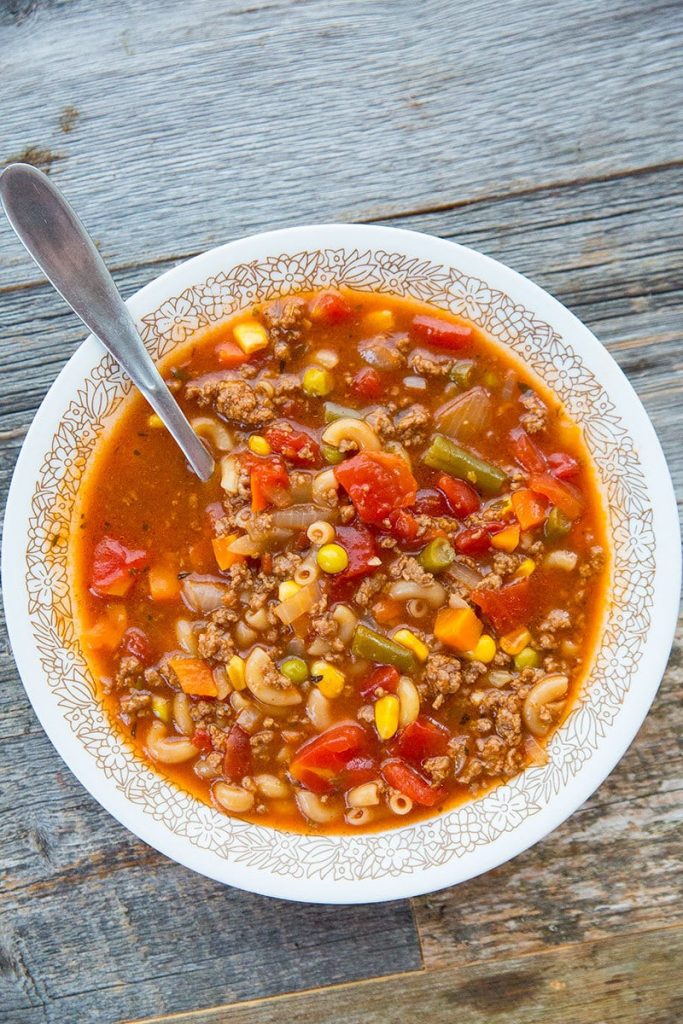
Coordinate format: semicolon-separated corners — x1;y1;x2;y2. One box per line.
216;339;249;368
189;538;215;574
491;524;520;552
211;534;246;571
81;604;128;652
148;561;181;601
372;596;403;625
168;657;218;697
433;606;483;652
511;488;549;530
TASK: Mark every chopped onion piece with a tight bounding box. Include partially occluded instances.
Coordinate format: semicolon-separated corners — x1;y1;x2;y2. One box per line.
445;560;483;590
403;375;427;391
271;504;335;532
180;575;229;614
435;386;492;441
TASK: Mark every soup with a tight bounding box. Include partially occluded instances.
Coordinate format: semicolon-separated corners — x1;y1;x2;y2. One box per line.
72;288;609;833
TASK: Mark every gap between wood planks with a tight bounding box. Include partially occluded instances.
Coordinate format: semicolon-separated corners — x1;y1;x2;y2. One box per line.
122;923;683;1024
1;157;682;297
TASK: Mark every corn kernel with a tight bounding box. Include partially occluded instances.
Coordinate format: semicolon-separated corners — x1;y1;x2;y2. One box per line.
248;434;271;456
227;655;247;691
514;647;540;671
491;524;520;553
392;628;429;663
151;695;171;723
374;694;400;740
148;413;164;429
363;309;395;333
514;557;536;579
466;634;497;664
233;320;269;354
500;627;532;656
302;366;334;397
311;660;345;699
278;579;301;602
316;543;349;574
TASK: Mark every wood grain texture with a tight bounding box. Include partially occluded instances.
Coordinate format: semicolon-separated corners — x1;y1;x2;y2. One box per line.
125;926;683;1023
1;1;682;1023
1;0;682;289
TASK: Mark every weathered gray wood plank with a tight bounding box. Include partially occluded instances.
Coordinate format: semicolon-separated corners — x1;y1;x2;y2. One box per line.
1;0;682;289
126;926;683;1024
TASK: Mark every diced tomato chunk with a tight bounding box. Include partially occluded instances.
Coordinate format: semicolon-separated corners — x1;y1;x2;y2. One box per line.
343;755;379;787
289;723;373;794
391;716;450;765
360;665;400;700
334;452;418;524
309;290;353;325
437;475;481;518
411;314;471;351
529;473;583;520
414;487;450;517
381;758;446;807
471;577;533;634
352;367;383;399
121;627;152;664
242;452;290;511
335;524;378;581
509;426;547;474
454;526;491;555
223;725;252;780
384;508;420;542
192;729;213;753
91;536;149;597
265;425;321;466
547;452;580;480
216;339;249;368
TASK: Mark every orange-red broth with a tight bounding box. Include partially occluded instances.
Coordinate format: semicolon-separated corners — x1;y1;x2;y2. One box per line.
71;288;610;834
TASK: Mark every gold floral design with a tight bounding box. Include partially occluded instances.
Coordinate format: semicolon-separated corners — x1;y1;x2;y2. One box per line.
23;246;656;881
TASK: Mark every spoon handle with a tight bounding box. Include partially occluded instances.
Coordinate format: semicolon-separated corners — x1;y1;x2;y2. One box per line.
0;163;214;482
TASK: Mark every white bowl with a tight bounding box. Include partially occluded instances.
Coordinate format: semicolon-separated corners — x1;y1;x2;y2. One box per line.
3;225;679;903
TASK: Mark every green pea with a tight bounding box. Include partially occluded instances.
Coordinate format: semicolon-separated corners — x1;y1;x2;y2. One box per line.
280;657;309;684
514;647;540;671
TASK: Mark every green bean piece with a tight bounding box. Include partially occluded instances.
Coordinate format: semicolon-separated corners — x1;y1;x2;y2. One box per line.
323;401;362;424
544;506;572;540
418;536;456;574
449;359;476;388
322;442;345;465
280;656;309;684
351;624;417;674
422;434;507;495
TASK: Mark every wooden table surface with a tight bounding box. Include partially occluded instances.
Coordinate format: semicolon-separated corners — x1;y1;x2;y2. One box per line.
1;2;681;1022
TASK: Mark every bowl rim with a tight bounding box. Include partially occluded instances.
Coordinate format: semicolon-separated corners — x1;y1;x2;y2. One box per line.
3;223;680;903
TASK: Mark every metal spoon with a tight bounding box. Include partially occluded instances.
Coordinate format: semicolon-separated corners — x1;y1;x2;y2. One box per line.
0;163;214;481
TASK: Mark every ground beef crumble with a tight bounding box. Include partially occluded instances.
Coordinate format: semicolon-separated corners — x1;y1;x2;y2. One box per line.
519;390;548;434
